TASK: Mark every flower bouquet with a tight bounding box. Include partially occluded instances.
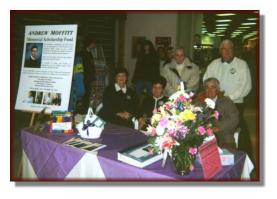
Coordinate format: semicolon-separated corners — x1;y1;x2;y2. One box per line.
146;82;219;175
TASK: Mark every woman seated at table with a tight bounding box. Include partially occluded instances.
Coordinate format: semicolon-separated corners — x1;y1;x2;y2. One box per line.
138;76;168;130
99;67;138;128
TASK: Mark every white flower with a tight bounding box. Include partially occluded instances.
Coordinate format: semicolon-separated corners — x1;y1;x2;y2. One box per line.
189;92;194;97
193;106;203;112
183;92;190;99
167;120;176;130
205;98;215;109
169;91;181;101
156;125;165;136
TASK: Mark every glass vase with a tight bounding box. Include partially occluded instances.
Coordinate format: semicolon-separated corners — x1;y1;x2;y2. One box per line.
172;146;196;176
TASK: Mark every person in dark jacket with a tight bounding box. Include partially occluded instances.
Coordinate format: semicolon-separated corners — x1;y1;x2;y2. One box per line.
138;76;168;130
197;77;239;149
100;67;138;128
132;40;160;96
80;37;96;113
24;45;41;68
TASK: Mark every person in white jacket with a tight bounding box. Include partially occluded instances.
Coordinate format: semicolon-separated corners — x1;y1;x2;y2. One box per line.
203;39;254;164
203;39;251;104
161;47;200;96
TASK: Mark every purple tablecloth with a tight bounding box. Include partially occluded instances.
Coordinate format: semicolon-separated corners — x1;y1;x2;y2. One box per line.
21;124;246;181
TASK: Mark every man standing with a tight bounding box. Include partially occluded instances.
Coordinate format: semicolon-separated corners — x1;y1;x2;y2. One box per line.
161;47;200;96
203;39;251;104
80;37;96;113
203;39;253;162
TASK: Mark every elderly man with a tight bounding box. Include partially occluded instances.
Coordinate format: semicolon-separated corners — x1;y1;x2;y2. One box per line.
161;47;200;96
198;78;239;148
203;39;251;104
203;39;253;161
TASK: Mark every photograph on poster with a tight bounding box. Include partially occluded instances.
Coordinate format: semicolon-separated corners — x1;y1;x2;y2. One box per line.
42;92;61;106
22;90;36;103
24;43;43;68
34;91;43;104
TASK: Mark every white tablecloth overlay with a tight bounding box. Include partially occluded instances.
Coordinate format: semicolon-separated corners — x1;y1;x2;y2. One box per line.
22;149;105;180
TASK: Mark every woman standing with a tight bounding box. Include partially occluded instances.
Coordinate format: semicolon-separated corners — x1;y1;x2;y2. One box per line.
132;40;159;96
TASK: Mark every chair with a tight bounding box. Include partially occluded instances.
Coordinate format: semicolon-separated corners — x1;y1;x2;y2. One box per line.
234;127;241;149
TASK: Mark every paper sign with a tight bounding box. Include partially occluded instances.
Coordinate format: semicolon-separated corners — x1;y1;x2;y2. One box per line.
199;137;222;179
15;24;78;113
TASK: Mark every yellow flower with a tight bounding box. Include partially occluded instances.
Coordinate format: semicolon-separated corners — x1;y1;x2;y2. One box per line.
151;113;162;125
179;110;196;121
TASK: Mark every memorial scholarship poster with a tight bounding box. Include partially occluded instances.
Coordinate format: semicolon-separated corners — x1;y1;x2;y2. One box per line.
15;24;78;113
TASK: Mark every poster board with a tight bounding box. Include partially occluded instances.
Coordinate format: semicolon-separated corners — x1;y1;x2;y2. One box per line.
15;24;78;113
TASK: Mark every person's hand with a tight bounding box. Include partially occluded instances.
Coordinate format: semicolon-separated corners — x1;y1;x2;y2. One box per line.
138;117;146;130
213;126;220;133
116;112;132;120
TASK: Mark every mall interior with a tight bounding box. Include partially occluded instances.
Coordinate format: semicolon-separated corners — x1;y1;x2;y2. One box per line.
11;11;259;179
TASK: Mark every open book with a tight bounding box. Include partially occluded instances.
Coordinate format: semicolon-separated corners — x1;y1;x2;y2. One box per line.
118;143;163;168
63;137;106;152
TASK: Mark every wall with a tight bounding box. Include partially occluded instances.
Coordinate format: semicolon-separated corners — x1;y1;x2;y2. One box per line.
124;13;178;84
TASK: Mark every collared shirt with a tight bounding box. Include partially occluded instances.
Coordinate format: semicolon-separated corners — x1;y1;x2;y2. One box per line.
203;57;251;103
221;57;234;64
176;63;184;76
153;96;165;111
115;83;127;93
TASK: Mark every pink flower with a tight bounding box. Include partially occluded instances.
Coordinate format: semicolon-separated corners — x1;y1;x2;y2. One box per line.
164;102;172;110
168;129;176;137
214;111;220;120
207;128;213;136
147;126;157;136
198;126;206;135
178;95;187;102
189;147;198;155
162;137;177;150
159;117;169;127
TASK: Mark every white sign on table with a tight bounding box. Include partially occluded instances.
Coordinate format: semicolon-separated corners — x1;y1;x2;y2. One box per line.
15;24;78;113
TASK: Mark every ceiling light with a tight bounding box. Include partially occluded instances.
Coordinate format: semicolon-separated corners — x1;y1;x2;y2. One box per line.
217;34;225;37
243;33;257;40
215;30;225;33
238;26;251;29
247;18;257;21
216;27;227;30
216;13;236;17
249;37;258;40
216;19;232;22
233;31;243;34
236;28;247;32
216;24;229;27
241;22;256;25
